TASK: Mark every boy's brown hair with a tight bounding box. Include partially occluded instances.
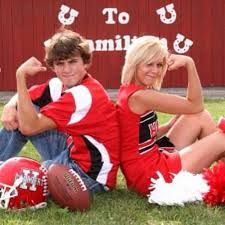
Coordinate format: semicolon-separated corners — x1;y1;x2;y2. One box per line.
44;28;92;67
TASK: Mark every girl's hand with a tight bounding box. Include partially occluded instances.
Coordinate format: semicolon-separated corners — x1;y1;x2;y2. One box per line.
167;54;193;71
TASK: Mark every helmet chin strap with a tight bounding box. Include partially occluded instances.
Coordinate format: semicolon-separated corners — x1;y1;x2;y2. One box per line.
15;201;47;211
29;202;47;210
0;175;23;209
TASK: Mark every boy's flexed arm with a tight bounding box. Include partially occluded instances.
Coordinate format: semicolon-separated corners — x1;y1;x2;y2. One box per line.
16;57;56;135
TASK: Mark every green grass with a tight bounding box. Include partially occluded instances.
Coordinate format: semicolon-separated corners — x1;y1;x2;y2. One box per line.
0;99;225;225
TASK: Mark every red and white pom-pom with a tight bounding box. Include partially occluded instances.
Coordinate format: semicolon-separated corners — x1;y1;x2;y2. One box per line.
148;171;209;206
218;117;225;132
203;161;225;206
203;114;225;205
148;161;225;206
148;117;225;206
200;117;225;206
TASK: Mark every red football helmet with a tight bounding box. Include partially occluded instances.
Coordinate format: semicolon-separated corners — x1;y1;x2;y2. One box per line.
0;157;48;209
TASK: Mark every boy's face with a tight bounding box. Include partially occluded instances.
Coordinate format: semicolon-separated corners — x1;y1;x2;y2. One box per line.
52;56;87;89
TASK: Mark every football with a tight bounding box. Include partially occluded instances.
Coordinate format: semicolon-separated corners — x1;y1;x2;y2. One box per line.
47;164;91;211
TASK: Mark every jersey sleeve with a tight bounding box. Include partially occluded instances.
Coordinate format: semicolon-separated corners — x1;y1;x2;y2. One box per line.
28;83;48;101
40;85;93;134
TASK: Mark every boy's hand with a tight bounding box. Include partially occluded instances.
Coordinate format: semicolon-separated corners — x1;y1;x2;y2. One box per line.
1;104;19;130
16;57;47;78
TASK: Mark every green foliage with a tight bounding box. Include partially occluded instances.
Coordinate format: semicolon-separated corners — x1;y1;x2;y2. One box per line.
157;99;225;124
0;100;225;225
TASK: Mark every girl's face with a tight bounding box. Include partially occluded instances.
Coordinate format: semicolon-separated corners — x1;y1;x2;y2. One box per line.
135;59;164;88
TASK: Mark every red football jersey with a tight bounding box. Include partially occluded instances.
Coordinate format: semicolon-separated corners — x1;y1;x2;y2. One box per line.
29;74;120;189
117;84;181;196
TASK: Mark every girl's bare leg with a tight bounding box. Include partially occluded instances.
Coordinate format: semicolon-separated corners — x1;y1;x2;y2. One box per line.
167;110;216;150
179;130;225;173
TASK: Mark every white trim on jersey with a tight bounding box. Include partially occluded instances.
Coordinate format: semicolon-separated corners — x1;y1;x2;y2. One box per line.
66;85;92;124
140;111;155;124
141;111;154;117
84;135;113;185
49;78;63;102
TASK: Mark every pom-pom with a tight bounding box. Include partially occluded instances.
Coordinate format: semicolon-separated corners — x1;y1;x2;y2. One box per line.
148;171;209;206
217;117;225;132
203;161;225;206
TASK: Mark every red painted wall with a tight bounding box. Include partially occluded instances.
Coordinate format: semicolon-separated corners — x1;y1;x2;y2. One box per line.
0;0;224;90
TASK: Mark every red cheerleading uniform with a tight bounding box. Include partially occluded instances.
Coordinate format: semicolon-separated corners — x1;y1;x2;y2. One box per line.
28;74;120;189
117;84;181;196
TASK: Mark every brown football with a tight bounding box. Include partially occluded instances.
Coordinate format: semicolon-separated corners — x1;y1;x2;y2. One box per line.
47;164;91;211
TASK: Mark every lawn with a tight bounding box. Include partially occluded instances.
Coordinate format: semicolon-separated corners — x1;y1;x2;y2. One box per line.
0;99;225;225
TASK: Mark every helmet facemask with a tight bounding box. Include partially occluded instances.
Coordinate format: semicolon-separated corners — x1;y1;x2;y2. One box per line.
0;175;23;209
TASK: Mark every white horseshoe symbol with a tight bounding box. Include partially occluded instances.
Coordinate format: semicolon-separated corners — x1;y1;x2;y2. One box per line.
156;3;177;24
173;34;193;54
58;5;79;25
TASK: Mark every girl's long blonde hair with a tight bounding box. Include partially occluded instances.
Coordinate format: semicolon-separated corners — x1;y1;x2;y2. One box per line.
121;36;169;90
